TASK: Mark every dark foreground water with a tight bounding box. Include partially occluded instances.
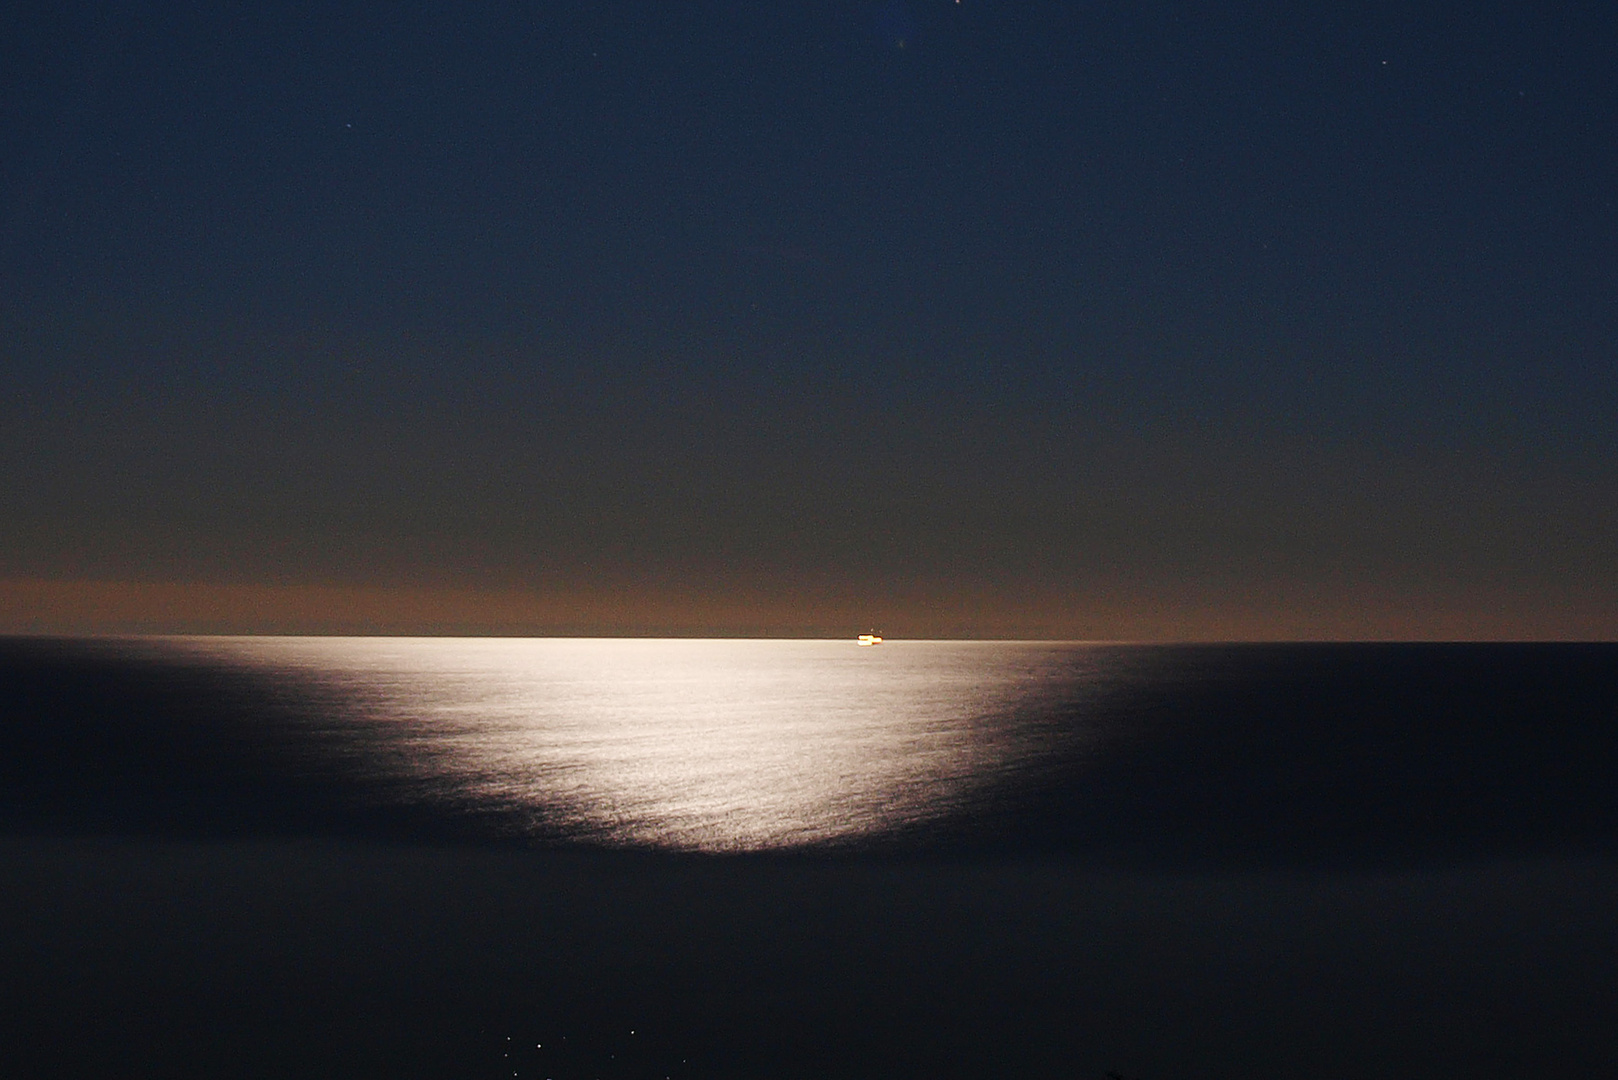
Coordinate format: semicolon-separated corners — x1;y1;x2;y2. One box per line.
2;638;1615;1077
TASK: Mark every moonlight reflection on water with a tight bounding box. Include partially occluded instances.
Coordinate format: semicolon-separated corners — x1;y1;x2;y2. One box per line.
174;638;1117;852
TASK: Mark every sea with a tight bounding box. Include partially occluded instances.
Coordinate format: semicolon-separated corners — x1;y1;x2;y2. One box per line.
2;637;1615;1078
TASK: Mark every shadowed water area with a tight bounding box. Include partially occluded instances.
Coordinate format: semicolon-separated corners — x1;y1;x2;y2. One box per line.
2;638;1616;1077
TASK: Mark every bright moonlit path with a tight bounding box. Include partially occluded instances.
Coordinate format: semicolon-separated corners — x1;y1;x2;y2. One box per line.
175;638;1116;852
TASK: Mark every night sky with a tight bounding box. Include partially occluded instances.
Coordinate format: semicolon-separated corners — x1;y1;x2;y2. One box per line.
3;1;1615;638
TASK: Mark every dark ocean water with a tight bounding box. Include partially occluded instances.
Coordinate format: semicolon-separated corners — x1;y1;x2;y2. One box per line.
2;638;1616;1077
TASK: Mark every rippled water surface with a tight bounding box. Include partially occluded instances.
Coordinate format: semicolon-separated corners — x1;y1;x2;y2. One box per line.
172;638;1123;851
4;638;1615;864
4;638;1618;1077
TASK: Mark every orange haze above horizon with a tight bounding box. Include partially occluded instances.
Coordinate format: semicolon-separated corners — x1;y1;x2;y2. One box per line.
2;577;1611;641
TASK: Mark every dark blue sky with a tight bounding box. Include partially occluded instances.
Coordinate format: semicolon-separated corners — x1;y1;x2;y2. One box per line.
3;1;1615;636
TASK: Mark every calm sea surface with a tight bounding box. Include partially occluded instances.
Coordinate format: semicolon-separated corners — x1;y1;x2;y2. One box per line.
162;636;1130;852
2;638;1616;1078
3;637;1613;862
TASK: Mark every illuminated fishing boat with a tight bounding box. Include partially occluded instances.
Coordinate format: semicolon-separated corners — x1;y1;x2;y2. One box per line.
857;632;883;646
